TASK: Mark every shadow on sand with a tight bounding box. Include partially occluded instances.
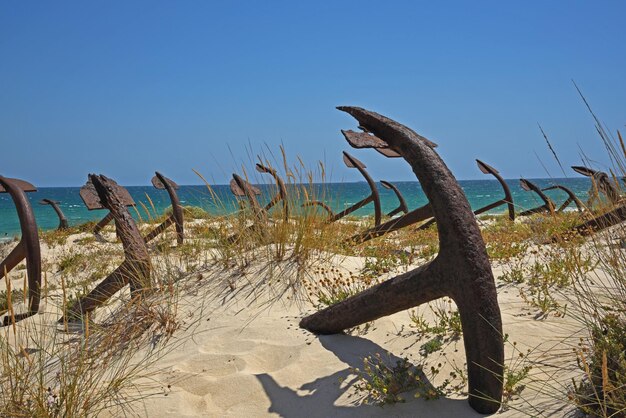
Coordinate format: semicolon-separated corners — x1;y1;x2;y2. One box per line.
256;334;483;417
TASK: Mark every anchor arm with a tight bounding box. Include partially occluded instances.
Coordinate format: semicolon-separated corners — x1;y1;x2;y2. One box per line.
256;163;289;221
476;160;515;221
40;199;69;229
0;176;41;325
542;185;584;213
380;180;409;217
518;179;555;216
343;152;382;226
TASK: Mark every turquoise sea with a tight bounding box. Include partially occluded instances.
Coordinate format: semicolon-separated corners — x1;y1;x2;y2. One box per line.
0;178;592;239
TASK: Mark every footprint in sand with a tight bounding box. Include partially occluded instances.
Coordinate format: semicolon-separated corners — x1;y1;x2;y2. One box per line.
175;353;246;377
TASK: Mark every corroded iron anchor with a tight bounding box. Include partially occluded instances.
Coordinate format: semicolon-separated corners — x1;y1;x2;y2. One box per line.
228;173;269;243
380;180;409;217
39;198;69;230
81;177;136;242
517;179;555;216
302;152;382;226
144;172;184;245
300;107;503;414
572;165;621;205
542;184;584;213
258;163;289;220
60;174;151;321
563;166;626;236
474;160;515;220
232;162;289;221
348;158;513;243
0;177;41;326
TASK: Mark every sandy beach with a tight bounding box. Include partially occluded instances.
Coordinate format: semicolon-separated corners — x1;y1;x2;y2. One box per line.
1;212;601;417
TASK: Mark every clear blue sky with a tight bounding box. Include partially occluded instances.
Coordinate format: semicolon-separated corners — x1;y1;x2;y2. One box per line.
2;1;625;187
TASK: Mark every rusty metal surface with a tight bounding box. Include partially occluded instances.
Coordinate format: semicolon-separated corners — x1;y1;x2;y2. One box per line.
380;180;409;217
229;178;261;197
151;174;179;190
0;176;41;326
300;107;503;414
0;178;36;193
572;165;621;205
572;204;626;236
80;176;135;239
348;203;434;243
145;172;184;245
417;159;517;230
60;174;151;322
543;185;584;213
303;152;382;226
256;163;289;221
40;198;69;230
80;177;135;210
226;174;270;244
474;160;515;220
350;159;515;243
301;201;334;217
518;179;555;216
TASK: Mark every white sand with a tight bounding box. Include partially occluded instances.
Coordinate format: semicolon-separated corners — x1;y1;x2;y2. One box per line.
1;226;588;417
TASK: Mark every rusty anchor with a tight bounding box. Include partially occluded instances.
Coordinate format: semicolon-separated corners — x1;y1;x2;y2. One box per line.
300;107;503;414
81;177;136;242
564;166;626;236
416;159;516;231
60;174;151;321
572;166;621;205
474;160;515;220
302;152;382;226
517;179;555;216
230;163;289;221
380;180;409;217
0;177;41;326
39;198;69;230
228;173;269;243
570;204;626;237
143;172;184;245
542;185;584;213
348;158;513;244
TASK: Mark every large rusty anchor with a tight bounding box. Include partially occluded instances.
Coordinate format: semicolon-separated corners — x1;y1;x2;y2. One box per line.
572;166;621;205
302;152;382;226
380;180;409;217
144;172;184;245
300;107;503;414
348;158;513;244
60;174;151;321
39;199;69;230
542;184;584;213
0;177;41;326
517;179;555;216
81;178;136;242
